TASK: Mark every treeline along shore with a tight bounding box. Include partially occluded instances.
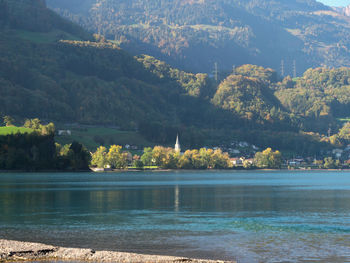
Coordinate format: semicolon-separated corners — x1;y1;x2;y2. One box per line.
0;117;283;171
0;117;350;171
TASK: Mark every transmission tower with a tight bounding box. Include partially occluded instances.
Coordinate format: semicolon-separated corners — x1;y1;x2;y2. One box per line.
293;60;297;78
281;59;285;77
213;62;218;83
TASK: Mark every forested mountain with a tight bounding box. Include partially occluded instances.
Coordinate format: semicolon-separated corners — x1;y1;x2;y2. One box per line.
47;0;350;74
0;0;199;128
0;0;248;148
4;0;350;155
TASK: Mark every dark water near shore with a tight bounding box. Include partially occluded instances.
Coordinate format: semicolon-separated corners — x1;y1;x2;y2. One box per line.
1;170;350;263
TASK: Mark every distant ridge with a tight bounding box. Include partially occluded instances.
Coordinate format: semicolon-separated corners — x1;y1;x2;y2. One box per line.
46;0;350;74
0;0;88;37
333;5;350;16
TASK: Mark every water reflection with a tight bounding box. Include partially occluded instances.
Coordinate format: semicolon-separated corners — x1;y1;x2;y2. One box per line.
0;171;350;262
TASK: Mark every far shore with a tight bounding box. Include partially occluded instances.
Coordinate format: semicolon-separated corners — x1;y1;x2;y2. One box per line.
0;167;349;173
0;239;234;263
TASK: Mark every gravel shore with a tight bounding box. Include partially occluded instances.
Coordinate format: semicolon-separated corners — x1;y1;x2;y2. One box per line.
0;239;235;263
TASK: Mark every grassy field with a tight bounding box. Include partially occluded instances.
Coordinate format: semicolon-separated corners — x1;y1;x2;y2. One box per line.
0;126;34;135
55;126;154;151
337;117;350;123
14;29;82;44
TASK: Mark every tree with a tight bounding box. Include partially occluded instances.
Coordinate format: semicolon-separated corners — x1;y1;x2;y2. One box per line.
199;148;212;169
243;160;254;169
323;157;335;169
107;145;128;169
41;122;55;135
68;141;91;170
177;153;192;169
254;148;282;169
141;147;154;166
152;146;168;167
3;116;14;126
338;122;350;141
133;155;144;169
210;149;230;169
24;118;41;130
91;146;108;168
323;157;341;169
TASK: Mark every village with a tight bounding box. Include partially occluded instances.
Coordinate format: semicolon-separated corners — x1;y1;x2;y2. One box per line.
55;127;350;170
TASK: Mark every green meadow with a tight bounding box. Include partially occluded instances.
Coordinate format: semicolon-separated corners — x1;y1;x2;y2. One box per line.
55;126;154;151
0;126;34;135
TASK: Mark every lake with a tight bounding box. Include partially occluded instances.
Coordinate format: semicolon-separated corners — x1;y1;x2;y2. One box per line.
0;170;350;263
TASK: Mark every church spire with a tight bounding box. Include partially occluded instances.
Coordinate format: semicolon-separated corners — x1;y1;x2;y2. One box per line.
175;134;181;153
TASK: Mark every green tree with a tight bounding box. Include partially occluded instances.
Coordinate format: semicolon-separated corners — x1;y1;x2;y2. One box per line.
133;155;144;169
141;147;154;166
68;141;91;170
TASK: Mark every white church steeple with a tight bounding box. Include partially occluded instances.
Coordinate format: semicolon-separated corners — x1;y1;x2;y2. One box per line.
175;134;181;153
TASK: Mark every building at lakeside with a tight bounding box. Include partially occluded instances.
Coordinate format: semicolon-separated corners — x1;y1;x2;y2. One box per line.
175;134;181;153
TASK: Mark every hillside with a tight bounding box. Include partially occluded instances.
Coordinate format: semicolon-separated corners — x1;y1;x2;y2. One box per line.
47;0;350;74
0;1;182;127
2;0;350;156
0;0;245;148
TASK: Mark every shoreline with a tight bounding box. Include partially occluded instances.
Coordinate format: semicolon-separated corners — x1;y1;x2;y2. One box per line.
0;239;235;263
0;168;349;173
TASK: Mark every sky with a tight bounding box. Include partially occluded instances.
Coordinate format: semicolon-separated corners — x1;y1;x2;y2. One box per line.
317;0;350;6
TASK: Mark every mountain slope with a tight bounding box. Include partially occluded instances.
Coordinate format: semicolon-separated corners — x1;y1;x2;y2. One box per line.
47;0;350;74
0;0;248;144
0;0;342;154
0;0;182;128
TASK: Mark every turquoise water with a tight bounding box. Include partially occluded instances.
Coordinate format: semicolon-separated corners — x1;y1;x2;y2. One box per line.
1;170;350;263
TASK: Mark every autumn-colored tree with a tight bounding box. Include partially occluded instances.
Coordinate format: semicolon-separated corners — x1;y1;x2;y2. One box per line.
107;145;128;169
254;148;282;169
338;122;350;141
91;146;108;168
3;116;14;126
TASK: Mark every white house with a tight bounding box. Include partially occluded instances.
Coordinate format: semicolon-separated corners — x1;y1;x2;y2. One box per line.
58;130;71;136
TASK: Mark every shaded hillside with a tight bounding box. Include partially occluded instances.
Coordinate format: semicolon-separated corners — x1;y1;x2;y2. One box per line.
47;0;350;74
0;0;245;140
0;0;180;128
0;0;344;155
0;0;89;39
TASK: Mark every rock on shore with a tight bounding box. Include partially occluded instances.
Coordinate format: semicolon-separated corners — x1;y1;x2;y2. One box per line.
0;239;235;263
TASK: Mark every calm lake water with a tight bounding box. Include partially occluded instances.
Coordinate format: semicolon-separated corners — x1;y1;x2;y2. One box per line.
1;170;350;263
